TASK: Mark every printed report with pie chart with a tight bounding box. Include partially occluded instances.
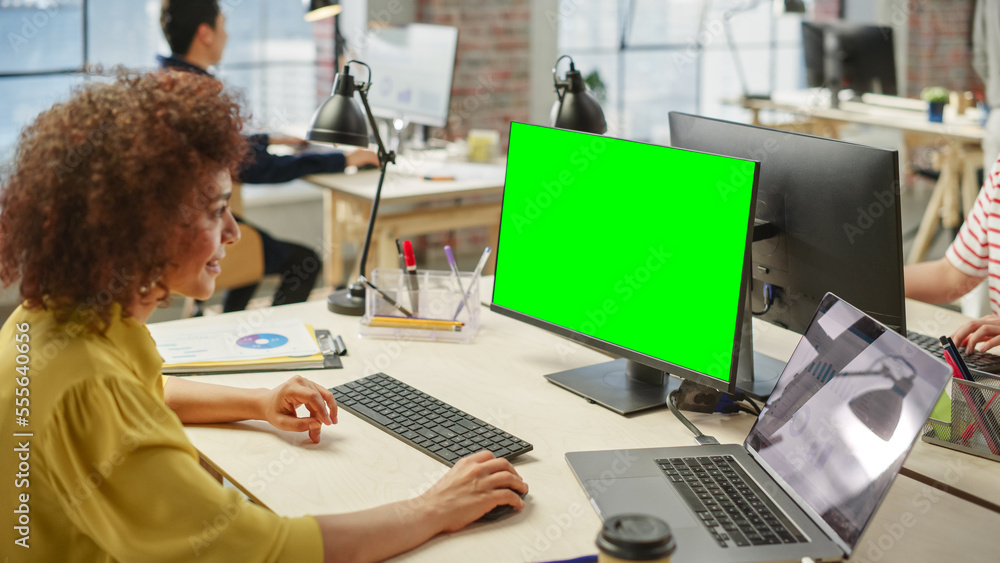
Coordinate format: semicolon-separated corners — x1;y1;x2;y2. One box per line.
149;320;325;374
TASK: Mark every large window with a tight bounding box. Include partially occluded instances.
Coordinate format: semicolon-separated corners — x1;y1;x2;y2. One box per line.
558;0;807;144
0;0;320;162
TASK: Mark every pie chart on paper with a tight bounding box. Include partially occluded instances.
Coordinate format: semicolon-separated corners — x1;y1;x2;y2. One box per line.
236;333;289;350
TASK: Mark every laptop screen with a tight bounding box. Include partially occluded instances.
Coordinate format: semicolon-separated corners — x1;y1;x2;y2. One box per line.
746;293;951;551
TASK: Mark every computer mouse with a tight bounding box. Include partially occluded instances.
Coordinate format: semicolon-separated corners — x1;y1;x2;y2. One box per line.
476;489;527;522
356;163;379;171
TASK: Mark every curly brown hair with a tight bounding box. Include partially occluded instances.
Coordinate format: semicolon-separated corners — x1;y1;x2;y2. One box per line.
0;70;247;332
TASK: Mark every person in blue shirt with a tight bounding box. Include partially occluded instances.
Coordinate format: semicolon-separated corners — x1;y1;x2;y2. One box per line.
158;0;379;312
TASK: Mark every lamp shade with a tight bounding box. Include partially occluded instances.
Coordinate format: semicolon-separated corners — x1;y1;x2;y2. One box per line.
307;69;370;147
848;365;914;441
305;0;342;22
551;65;607;134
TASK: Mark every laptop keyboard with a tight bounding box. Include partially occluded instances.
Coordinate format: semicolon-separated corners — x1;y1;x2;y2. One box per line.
907;331;1000;373
657;455;807;548
329;373;533;466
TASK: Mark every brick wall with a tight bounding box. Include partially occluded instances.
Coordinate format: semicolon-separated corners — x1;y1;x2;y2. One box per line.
314;18;337;107
907;0;978;98
416;0;531;147
312;1;532;147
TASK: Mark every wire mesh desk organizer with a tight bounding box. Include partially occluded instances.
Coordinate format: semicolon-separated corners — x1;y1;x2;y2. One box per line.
360;268;480;343
923;370;1000;462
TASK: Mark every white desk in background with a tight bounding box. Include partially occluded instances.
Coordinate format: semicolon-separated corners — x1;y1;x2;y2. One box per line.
175;295;1000;562
736;90;986;265
304;150;506;288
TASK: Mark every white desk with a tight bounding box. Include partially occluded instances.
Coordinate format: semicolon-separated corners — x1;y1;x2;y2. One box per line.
177;298;1000;562
305;151;506;287
737;91;986;265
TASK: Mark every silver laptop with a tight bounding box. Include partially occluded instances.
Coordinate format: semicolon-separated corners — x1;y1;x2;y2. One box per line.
566;293;952;562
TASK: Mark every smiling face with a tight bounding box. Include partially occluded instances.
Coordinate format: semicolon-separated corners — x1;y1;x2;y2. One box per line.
164;169;240;300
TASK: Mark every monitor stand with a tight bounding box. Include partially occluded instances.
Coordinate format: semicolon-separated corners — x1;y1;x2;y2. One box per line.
544;358;680;416
739;351;786;400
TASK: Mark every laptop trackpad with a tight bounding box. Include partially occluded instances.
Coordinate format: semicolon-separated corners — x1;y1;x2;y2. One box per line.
584;477;698;530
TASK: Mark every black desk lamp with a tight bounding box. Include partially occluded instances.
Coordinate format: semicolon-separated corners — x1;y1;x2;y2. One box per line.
551;55;607;134
308;60;396;315
304;0;342;22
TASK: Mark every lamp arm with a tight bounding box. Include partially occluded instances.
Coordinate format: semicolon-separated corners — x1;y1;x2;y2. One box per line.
355;82;396;169
839;355;916;383
352;83;396;280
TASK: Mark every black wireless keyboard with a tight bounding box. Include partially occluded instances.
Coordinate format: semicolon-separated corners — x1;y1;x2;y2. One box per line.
907;331;1000;373
329;373;533;466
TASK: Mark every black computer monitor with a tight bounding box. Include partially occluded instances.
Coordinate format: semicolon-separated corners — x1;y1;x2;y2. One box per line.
361;23;459;127
490;122;760;415
802;21;897;96
669;112;905;392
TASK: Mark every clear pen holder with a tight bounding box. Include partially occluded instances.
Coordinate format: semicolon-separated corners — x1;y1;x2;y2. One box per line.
360;268;480;343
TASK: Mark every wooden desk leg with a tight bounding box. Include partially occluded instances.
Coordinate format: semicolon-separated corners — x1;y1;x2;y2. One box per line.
323;191;342;288
368;203;503;276
942;145;962;230
962;147;984;217
942;143;966;230
908;146;958;264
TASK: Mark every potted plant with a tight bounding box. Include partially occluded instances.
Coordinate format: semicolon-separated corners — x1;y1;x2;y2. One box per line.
921;87;950;123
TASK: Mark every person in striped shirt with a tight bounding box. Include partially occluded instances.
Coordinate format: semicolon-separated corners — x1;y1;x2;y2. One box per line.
905;160;1000;353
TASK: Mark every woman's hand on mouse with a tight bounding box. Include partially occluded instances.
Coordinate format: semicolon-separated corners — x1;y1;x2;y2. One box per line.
417;450;528;533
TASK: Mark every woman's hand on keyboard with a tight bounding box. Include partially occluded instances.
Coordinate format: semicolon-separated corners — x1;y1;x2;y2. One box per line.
952;315;1000;355
261;375;339;443
420;450;528;532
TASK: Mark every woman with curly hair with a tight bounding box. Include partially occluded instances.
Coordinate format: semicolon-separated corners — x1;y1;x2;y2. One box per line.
0;71;526;562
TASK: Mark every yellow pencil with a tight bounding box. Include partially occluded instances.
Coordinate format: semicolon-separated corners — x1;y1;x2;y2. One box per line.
367;316;464;331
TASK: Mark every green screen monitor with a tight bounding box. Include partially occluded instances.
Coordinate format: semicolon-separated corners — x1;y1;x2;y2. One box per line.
490;122;760;415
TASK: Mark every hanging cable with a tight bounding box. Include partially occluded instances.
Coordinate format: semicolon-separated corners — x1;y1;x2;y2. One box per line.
668;389;719;445
752;282;774;316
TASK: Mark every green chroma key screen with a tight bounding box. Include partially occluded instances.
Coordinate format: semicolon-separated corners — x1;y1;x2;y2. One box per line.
493;122;757;383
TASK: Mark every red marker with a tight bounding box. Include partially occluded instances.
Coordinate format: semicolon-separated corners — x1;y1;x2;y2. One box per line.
403;240;420;313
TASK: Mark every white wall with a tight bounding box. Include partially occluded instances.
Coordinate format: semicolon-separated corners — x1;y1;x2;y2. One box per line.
530;0;559;126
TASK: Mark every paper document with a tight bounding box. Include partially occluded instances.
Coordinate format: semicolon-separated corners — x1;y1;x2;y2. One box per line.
149;320;321;364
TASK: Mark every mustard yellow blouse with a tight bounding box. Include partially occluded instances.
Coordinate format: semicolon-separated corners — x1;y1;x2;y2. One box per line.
0;304;322;562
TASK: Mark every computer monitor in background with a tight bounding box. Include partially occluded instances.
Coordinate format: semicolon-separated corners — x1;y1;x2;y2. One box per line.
361;23;459;128
802;21;897;96
490;122;760;415
669;112;905;395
